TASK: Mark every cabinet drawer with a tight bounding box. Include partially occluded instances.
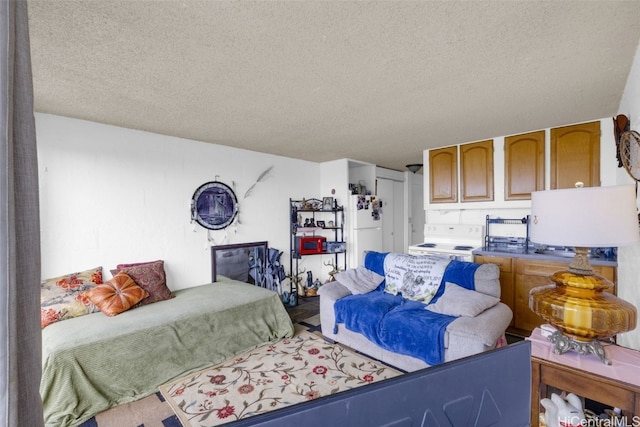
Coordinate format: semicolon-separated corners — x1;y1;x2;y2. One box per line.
515;259;616;291
515;258;565;276
476;255;512;273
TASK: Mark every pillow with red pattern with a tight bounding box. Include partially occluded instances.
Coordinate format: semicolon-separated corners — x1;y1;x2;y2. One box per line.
40;266;103;328
110;260;173;306
83;272;149;316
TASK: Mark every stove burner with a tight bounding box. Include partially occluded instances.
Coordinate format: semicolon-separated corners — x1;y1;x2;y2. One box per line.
454;245;474;251
418;243;437;248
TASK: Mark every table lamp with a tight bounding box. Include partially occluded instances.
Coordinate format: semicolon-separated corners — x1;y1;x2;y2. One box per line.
529;184;639;364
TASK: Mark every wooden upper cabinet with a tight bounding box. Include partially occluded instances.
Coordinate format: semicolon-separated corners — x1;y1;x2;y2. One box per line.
504;131;545;200
460;140;494;202
429;146;458;203
550;121;600;189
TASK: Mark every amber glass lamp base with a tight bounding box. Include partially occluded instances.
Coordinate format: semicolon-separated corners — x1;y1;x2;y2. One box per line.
529;248;637;364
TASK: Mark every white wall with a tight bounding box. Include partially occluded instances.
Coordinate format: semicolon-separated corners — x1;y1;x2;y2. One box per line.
36;113;320;290
616;40;640;350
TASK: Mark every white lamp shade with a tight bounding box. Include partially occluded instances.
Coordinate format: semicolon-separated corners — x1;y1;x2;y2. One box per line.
530;185;640;247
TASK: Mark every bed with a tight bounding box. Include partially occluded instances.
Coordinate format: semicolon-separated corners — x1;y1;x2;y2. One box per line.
40;277;294;427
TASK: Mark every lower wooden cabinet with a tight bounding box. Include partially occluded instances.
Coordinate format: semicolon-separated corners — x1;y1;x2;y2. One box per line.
475;254;616;337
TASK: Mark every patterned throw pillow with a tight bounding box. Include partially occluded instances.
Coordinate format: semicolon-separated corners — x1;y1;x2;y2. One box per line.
383;253;450;304
83;272;149;316
110;260;173;306
40;266;103;328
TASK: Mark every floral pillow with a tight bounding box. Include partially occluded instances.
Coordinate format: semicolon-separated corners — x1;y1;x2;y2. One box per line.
83;272;149;316
110;260;173;306
40;266;103;328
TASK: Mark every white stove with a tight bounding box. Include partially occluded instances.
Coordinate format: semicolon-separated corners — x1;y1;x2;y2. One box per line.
408;224;484;261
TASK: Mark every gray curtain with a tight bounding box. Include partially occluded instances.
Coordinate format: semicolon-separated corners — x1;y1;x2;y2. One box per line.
1;0;45;426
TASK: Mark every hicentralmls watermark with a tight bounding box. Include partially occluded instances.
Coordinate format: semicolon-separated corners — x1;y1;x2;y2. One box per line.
559;416;640;426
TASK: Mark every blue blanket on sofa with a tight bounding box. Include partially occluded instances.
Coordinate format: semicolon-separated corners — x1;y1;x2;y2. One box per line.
334;292;456;365
333;253;480;366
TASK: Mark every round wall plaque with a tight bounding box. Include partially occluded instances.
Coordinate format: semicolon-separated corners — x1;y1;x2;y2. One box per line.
191;181;239;230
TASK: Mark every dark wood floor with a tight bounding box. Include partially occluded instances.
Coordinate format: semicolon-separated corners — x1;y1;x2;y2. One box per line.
285;295;320;323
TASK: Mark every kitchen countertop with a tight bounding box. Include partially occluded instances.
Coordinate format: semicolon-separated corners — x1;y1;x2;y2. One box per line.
472;247;618;267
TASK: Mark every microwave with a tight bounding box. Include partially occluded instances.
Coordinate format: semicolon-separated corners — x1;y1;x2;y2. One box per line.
296;236;326;255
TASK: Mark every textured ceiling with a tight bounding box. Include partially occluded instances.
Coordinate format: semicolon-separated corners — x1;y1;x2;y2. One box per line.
27;1;640;172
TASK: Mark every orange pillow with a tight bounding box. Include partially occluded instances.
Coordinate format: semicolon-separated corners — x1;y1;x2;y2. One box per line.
83;273;149;317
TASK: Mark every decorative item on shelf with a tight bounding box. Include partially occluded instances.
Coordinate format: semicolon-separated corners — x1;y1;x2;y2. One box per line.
358;181;368;196
406;163;423;174
540;393;585;427
528;183;640;364
302;271;319;296
286;268;306;298
350;181;367;195
303;198;322;210
322;197;334;211
316;220;325;228
306;271;313;289
326;241;346;253
324;259;342;282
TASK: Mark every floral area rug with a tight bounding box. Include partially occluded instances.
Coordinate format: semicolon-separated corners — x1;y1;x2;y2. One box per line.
159;331;401;426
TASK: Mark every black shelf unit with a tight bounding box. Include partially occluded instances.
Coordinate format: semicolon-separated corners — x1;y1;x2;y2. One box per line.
484;215;530;251
289;198;346;305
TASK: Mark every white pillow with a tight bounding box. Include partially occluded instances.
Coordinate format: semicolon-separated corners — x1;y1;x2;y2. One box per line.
426;282;500;317
334;266;384;294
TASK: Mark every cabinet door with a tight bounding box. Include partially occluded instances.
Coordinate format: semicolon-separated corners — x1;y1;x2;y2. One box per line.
514;259;556;333
460;140;494;202
504;131;545;200
550;121;600;189
429;146;458;203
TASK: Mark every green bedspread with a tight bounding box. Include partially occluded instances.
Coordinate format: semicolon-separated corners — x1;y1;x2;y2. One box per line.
40;278;294;427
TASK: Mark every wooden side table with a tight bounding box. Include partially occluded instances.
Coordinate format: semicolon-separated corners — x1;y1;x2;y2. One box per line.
528;328;640;426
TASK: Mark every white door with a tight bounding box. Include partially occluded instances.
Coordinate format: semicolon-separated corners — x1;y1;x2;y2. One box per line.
410;174;425;245
377;178;405;253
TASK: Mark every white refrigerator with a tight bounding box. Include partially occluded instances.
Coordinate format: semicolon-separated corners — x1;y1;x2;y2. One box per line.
349;195;383;267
